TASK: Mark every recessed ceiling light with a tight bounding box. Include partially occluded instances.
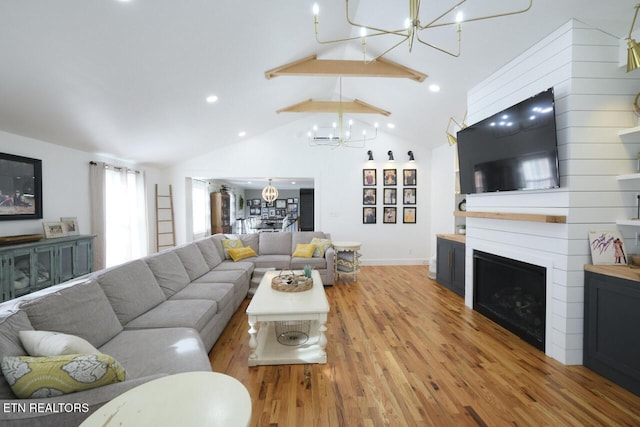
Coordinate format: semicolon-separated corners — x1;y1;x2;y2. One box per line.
429;84;440;92
206;95;218;103
387;123;395;129
238;131;247;137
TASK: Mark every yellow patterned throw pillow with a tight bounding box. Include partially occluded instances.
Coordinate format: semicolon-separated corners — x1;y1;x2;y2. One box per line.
1;354;126;399
227;246;257;261
292;243;315;258
221;238;244;259
310;237;332;257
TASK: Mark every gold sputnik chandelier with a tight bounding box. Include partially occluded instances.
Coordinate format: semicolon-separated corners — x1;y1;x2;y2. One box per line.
313;0;533;62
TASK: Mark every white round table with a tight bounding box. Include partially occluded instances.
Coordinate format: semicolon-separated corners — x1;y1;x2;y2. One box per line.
80;371;251;427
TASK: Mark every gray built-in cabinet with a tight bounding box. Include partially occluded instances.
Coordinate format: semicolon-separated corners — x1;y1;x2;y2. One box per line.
436;235;466;298
584;268;640;397
0;235;95;302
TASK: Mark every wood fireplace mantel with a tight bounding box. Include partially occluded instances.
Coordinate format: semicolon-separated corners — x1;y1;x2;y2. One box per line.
454;211;567;224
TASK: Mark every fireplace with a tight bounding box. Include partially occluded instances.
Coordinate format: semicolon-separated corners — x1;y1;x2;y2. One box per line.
473;250;546;351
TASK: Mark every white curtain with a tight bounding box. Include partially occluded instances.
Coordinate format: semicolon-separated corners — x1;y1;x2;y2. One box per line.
90;162;148;269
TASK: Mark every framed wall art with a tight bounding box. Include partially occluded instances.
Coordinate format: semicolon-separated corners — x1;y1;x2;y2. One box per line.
383;188;397;205
363;207;376;224
403;207;416;224
403;169;417;186
383;207;397;224
363;169;377;186
363;188;376;205
403;188;416;205
383;169;397;186
0;153;43;220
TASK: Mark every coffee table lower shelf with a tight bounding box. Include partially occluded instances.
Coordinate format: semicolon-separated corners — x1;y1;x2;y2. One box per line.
248;319;327;366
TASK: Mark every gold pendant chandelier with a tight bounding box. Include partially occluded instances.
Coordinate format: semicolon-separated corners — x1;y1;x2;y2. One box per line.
261;179;278;203
313;0;533;62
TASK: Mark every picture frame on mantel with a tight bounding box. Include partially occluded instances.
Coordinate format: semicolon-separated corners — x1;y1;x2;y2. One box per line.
0;153;43;221
588;230;628;265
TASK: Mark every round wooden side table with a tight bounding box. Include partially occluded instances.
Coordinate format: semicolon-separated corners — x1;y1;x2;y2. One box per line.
333;241;361;282
80;371;251;427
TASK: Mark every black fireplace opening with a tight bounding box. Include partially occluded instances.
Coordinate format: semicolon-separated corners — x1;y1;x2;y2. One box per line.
473;250;546;351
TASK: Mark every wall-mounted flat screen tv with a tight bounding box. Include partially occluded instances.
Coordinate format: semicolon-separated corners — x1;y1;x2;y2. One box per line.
457;88;559;195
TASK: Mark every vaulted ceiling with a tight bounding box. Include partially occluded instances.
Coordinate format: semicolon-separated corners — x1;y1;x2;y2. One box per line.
0;1;637;167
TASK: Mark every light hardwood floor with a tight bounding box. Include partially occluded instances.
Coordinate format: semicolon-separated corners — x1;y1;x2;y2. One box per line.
209;266;640;426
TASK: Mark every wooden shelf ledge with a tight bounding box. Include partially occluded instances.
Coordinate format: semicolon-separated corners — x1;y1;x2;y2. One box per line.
453;211;566;224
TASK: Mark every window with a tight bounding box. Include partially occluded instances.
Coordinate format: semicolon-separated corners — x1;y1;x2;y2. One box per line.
192;179;210;239
104;166;147;267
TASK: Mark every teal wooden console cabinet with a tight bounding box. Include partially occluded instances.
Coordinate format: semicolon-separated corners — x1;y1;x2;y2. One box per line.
0;235;95;302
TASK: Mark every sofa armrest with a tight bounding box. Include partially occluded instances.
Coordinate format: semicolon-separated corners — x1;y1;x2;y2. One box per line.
324;247;336;285
0;374;166;426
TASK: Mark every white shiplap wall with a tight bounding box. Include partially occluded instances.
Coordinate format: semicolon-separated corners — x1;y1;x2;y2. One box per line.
463;19;640;365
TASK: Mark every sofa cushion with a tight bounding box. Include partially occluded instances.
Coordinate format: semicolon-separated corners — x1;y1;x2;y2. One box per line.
170;283;235;310
194;269;248;288
228;246;257;261
1;353;126;399
145;251;191;297
292;243;315;258
22;280;123;348
175;244;210;280
123;300;218;332
19;331;100;357
97;259;166;325
221;238;244;259
310;237;333;257
195;238;223;269
239;233;259;253
290;256;328;270
254;254;292;270
98;328;210;379
259;232;292;255
0;310;33;399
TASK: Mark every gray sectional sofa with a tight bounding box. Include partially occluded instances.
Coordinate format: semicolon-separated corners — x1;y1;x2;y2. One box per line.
0;231;333;426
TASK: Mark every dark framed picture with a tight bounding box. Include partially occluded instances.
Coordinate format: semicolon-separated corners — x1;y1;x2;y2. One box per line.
363;188;376;205
275;199;286;209
250;199;261;207
383;188;397;205
383;207;397;224
363;169;376;186
363;207;376;224
403;207;416;224
403;169;417;186
383;169;397;186
0;153;43;220
287;203;298;213
403;188;416;205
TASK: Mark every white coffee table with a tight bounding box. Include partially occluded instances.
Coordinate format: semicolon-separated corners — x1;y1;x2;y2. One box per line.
246;270;329;366
80;372;251;427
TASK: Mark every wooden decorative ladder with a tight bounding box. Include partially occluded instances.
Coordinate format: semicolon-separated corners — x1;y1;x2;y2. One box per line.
155;184;176;252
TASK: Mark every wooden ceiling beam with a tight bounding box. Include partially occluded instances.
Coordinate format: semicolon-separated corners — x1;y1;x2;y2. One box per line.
265;55;427;82
276;99;391;116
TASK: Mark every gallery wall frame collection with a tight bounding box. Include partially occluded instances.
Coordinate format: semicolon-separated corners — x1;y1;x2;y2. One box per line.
362;166;417;224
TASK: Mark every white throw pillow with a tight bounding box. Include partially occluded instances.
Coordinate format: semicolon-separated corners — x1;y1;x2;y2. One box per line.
19;330;101;357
